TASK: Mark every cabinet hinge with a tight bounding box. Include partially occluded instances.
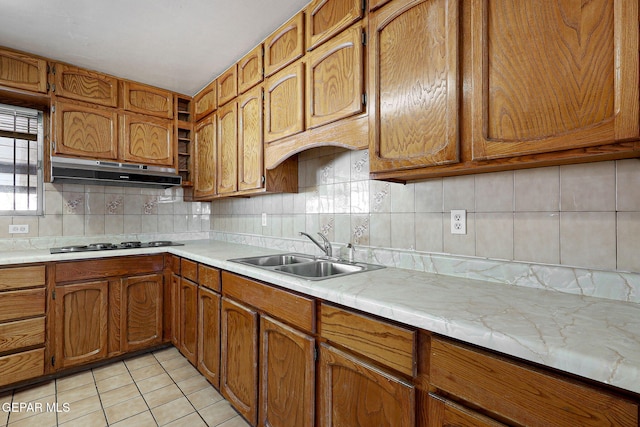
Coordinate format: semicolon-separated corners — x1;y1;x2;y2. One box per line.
50;83;56;93
314;346;318;361
362;93;367;106
362;0;366;12
362;30;367;46
52;141;57;152
261;175;266;184
52;290;56;300
51;105;56;113
51;65;56;75
51;356;55;367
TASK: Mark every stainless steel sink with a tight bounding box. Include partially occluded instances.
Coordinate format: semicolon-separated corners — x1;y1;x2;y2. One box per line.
228;253;383;280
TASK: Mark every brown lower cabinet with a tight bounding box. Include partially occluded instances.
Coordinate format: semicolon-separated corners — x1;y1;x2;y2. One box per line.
178;277;198;365
197;286;221;387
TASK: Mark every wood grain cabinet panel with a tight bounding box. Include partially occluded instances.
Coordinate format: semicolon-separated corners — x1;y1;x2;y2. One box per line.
427;394;506;427
238;86;264;192
52;63;118;107
369;0;460;173
122;81;174;119
264;61;305;144
470;0;639;160
0;47;47;93
0;349;45;387
307;25;364;129
194;79;217;122
0;318;45;353
197;286;221;388
369;0;392;11
430;337;639;427
179;278;198;365
120;113;174;167
318;343;415;427
0;265;45;291
193;114;217;200
170;273;180;347
238;45;263;94
221;297;259;426
120;274;163;352
216;101;238;195
53;100;118;160
54;281;109;370
264;12;305;77
260;315;315;427
0;289;46;322
217;65;238;107
198;264;220;292
306;0;363;50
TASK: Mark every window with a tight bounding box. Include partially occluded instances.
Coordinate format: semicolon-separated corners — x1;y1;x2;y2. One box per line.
0;103;43;215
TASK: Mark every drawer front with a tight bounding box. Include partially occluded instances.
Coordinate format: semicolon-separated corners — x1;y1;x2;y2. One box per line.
55;255;164;283
320;303;416;377
169;255;181;275
0;265;46;291
198;264;220;292
0;348;45;387
181;259;198;283
430;337;639;427
0;317;45;353
222;272;315;333
0;289;46;322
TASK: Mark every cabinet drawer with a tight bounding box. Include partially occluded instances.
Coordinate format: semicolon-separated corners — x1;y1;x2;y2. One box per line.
0;348;45;387
55;255;164;283
0;265;45;291
169;255;181;275
0;289;46;322
0;317;45;353
222;272;315;333
320;304;416;376
198;264;220;292
430;337;639;427
122;81;174;119
52;62;118;107
181;259;198;283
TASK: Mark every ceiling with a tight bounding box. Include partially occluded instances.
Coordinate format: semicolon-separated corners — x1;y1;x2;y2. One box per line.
0;0;309;96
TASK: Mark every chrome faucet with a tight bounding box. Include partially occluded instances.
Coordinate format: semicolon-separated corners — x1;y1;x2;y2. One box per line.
299;231;332;258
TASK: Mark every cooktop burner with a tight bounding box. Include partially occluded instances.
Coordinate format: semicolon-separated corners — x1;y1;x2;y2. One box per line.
50;241;184;254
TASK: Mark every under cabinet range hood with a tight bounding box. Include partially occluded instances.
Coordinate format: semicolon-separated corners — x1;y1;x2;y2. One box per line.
50;157;182;188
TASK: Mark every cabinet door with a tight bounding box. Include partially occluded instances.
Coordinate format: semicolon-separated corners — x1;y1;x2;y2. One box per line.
121;274;163;353
194;114;217;199
260;316;315;427
179;278;198;365
264;61;305;144
238;86;264;191
55;281;109;370
120;112;174;167
238;45;264;94
0;48;47;93
306;0;363;50
265;12;305;77
307;25;364;129
170;274;180;347
52;63;118;107
217;65;238;107
197;286;221;388
194;79;217;122
122;81;174;119
221;297;259;426
217;101;238;195
53;100;118;160
369;0;460;173
318;343;415;427
427;394;506;427
470;0;639;160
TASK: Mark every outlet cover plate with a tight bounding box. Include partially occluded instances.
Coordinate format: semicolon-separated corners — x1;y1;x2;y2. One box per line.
450;210;466;235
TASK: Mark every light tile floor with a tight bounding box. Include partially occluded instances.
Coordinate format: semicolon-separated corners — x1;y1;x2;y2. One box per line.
0;347;250;427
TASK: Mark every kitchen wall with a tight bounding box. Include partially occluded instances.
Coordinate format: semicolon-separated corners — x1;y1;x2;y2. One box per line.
0;183;211;241
211;147;640;274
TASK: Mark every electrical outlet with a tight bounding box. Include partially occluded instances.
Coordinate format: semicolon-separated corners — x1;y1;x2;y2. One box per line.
9;224;29;234
261;213;267;227
450;210;466;235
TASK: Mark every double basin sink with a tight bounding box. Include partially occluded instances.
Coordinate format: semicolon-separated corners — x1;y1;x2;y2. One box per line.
229;253;384;280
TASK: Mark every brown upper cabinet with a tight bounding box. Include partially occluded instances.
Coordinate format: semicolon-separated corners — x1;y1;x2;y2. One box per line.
194;79;217;122
237;45;263;94
238;86;264;192
307;25;364;129
369;0;460;174
122;81;174;119
264;12;305;77
217;65;237;107
470;0;639;160
0;47;47;93
119;112;174;167
306;0;364;50
51;63;118;107
193;113;217;200
264;60;305;143
216;101;238;195
53;99;119;160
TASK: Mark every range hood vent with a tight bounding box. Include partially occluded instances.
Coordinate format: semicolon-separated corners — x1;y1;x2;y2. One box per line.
51;157;182;188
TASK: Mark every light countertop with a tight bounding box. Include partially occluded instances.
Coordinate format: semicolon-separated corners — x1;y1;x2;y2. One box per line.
2;239;639;395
